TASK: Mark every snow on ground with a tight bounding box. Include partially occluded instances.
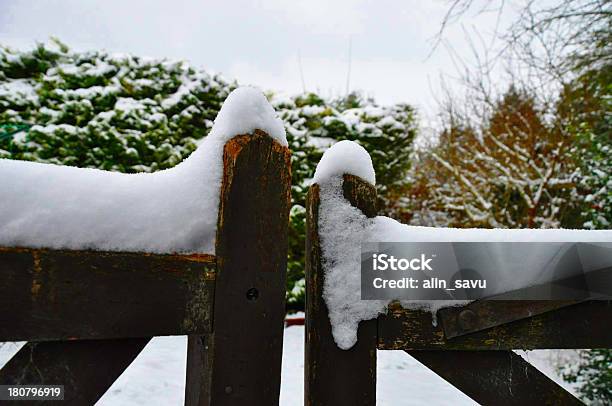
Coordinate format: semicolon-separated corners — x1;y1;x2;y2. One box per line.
516;350;580;395
0;327;578;405
0;86;286;254
0;342;23;368
98;337;188;405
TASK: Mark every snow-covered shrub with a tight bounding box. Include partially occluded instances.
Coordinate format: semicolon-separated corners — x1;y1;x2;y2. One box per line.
0;40;419;309
558;66;612;230
0;39;233;171
407;83;611;231
560;349;612;404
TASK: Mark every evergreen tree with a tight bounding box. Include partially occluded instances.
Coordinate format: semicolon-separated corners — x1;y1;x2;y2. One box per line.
0;39;233;171
557;65;612;230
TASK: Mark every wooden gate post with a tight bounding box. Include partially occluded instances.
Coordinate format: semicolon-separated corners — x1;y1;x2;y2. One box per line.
305;174;378;406
185;130;291;406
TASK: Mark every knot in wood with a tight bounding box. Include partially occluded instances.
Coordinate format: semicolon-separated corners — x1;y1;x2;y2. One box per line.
457;309;478;331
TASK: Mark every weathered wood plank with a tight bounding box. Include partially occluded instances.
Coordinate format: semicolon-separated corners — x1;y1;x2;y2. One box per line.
437;261;612;339
0;247;215;341
378;300;612;350
0;338;150;405
185;131;291;406
438;300;579;339
305;175;378;406
407;350;583;405
185;335;213;406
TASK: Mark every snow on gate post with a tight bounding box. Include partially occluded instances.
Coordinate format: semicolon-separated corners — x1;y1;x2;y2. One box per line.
305;173;378;406
185;129;291;406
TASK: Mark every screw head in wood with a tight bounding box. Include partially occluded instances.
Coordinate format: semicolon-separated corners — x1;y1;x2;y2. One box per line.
246;287;259;301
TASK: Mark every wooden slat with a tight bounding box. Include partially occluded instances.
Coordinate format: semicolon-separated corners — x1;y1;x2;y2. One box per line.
185;335;213;406
185;131;291;406
438;300;579;339
407;350;583;405
305;175;378;406
0;247;215;341
0;338;150;405
438;263;612;339
378;300;612;350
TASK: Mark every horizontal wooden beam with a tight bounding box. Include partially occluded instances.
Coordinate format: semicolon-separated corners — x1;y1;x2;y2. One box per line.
0;247;215;341
378;300;612;350
438;300;579;339
438;264;612;339
407;350;583;405
0;338;150;405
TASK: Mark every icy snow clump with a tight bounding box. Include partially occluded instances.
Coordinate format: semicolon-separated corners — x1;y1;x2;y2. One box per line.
315;141;385;349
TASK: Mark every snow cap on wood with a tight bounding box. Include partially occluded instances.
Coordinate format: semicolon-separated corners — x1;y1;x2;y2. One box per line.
0;86;287;254
211;86;287;146
313;140;375;185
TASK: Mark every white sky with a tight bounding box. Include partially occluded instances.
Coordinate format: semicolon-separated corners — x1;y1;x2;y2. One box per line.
0;0;519;120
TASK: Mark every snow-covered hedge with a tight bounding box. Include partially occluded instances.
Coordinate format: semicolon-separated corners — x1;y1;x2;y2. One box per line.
0;40;232;171
0;40;418;308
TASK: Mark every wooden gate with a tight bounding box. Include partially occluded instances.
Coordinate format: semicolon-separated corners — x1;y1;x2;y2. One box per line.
0;130;291;406
305;173;612;406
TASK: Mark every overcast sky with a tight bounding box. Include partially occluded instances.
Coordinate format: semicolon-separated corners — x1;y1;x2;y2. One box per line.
0;0;518;120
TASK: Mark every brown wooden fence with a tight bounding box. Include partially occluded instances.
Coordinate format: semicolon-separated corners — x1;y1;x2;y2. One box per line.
0;130;291;406
3;135;610;405
305;173;612;406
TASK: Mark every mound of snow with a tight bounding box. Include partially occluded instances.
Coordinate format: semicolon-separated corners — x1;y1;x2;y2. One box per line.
214;87;286;146
0;87;286;254
313;140;375;185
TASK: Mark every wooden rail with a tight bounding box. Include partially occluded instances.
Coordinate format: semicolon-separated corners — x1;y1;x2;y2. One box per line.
380;300;612;350
0;248;215;341
304;174;608;406
0;130;291;406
